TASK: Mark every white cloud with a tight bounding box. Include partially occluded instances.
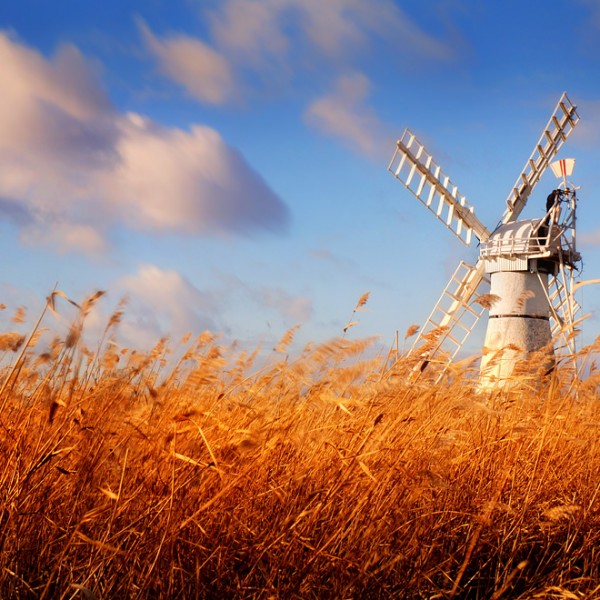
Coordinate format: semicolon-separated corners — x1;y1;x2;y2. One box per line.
577;228;600;247
140;0;457;108
207;0;453;67
255;288;314;322
114;266;313;349
139;21;235;105
293;0;452;62
117;264;220;346
570;99;600;147
216;272;314;326
0;32;289;254
304;72;390;158
576;0;600;31
208;0;288;67
310;247;355;271
21;222;109;255
138;1;456;156
109;113;288;235
92;266;317;353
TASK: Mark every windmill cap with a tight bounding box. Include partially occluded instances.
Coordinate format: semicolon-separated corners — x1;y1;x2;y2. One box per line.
550;158;575;179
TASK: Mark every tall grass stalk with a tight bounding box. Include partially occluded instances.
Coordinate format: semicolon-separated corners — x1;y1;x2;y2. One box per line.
0;299;599;598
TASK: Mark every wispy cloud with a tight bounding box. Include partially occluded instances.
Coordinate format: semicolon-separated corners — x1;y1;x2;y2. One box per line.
206;0;454;67
114;267;313;348
577;227;600;247
576;0;600;30
208;0;289;67
142;0;457;105
117;264;220;346
571;99;600;147
310;247;356;271
296;0;453;62
202;0;455;152
22;222;109;255
0;32;289;254
304;72;390;158
137;1;458;157
139;20;235;105
253;287;314;322
216;273;314;326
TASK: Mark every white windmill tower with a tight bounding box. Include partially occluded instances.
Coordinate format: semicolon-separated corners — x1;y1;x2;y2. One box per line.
388;93;581;386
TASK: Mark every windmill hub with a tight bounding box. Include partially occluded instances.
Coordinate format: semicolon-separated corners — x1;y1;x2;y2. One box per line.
388;92;582;387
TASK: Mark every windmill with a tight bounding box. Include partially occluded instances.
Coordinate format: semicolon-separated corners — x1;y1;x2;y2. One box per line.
388;92;581;386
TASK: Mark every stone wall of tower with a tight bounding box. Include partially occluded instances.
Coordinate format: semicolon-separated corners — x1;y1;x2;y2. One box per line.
479;271;553;387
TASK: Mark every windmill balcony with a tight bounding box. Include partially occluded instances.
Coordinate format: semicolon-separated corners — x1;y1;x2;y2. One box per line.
479;218;579;272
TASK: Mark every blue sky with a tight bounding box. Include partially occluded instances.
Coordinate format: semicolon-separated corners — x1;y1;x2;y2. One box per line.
1;0;600;356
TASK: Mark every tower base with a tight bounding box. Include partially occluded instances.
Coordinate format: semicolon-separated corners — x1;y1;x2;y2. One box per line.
479;271;553;389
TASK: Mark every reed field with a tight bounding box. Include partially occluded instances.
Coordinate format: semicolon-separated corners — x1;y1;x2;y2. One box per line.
1;292;599;599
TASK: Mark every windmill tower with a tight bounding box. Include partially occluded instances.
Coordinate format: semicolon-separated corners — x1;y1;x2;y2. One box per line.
388;93;581;386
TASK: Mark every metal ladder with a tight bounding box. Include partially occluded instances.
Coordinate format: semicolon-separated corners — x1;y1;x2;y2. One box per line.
548;272;580;354
409;261;489;368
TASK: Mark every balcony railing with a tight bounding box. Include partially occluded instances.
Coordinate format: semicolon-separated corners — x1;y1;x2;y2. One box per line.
480;228;563;259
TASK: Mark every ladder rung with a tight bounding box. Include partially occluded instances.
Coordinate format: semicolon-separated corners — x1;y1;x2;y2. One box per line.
445;332;462;346
425;186;436;208
464;304;483;317
453;320;470;334
415;174;426;197
446;203;455;226
445;291;469;304
394;153;407;176
406;163;417;187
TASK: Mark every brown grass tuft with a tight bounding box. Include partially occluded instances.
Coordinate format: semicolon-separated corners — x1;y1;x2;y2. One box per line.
516;289;536;310
0;332;26;352
11;306;26;324
404;323;420;339
474;293;501;310
0;295;598;598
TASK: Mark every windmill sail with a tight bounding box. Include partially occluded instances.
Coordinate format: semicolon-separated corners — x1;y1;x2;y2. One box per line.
408;261;489;372
500;92;579;225
548;270;580;354
389;130;490;245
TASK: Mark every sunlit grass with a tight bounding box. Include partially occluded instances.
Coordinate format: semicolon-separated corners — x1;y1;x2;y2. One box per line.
0;293;599;598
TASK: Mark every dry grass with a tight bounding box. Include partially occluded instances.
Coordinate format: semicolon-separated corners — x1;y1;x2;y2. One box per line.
0;296;599;599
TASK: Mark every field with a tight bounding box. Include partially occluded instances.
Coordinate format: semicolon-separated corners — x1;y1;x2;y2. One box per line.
1;295;600;599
